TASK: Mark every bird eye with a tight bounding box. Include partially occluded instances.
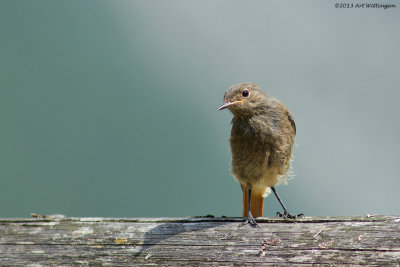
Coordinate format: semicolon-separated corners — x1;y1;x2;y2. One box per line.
242;90;249;97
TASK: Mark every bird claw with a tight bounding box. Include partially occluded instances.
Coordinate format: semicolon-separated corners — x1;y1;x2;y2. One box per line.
276;211;304;219
240;212;260;227
246;217;260;227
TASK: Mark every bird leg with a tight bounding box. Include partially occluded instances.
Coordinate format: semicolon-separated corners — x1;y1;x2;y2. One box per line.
271;187;304;219
241;188;259;227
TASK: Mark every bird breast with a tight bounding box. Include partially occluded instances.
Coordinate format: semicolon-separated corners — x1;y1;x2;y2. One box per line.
229;115;292;195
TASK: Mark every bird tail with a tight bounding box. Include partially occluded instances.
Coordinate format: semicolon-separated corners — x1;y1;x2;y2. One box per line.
241;185;264;217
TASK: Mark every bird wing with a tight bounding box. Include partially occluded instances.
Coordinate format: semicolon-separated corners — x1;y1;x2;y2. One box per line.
286;110;296;135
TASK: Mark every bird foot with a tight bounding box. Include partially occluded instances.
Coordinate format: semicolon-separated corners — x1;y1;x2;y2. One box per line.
276;211;304;219
240;212;259;228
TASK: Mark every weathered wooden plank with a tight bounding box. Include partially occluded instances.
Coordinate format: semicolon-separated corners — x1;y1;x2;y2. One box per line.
0;215;399;266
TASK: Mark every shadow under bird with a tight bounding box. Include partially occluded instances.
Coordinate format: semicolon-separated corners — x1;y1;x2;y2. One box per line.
219;83;303;227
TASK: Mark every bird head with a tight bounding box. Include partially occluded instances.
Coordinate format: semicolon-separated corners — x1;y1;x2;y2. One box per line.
218;83;268;117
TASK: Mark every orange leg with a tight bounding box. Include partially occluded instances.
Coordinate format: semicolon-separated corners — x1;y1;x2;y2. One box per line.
241;185;264;218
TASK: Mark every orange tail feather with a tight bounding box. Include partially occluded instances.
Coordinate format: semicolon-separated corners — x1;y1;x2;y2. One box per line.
241;185;264;218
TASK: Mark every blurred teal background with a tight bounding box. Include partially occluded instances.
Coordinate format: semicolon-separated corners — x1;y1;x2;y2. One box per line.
1;1;399;218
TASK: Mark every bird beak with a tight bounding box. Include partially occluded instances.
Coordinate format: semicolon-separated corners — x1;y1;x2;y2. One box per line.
218;100;243;111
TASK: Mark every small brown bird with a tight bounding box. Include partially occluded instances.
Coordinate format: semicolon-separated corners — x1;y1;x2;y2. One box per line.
219;83;301;226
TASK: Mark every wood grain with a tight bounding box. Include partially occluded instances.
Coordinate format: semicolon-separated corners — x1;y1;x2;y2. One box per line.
1;215;399;265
